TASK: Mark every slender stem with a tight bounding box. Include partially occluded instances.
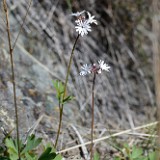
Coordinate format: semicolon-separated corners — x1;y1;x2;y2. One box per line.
3;1;20;159
62;34;80;100
90;73;96;160
54;34;80;148
54;99;62;147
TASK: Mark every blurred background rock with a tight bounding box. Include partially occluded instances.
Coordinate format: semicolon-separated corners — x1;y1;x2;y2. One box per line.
0;0;157;158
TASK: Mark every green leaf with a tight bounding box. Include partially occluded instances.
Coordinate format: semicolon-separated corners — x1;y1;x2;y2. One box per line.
131;146;143;159
123;143;131;157
148;151;156;160
5;138;17;154
62;95;74;104
43;143;56;152
139;157;148;160
53;154;62;160
52;80;65;102
5;138;18;160
38;147;57;160
94;152;100;160
21;134;42;154
53;80;64;93
25;152;37;160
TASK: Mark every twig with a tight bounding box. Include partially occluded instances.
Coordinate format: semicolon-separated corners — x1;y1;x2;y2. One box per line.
3;1;32;159
127;132;157;138
57;121;158;154
71;124;89;160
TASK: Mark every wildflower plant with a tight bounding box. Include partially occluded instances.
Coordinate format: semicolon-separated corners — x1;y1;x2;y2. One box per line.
113;143;156;160
79;60;110;160
54;11;98;149
2;1;100;158
0;134;62;160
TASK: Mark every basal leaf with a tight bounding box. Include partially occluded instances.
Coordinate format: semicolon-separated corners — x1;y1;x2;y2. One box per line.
38;147;57;160
21;134;42;154
5;138;17;154
131;146;143;159
149;151;156;160
5;138;19;160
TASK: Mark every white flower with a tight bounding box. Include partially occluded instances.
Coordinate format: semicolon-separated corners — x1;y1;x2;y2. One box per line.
86;12;97;25
73;11;97;37
79;64;91;76
79;60;110;76
75;20;92;37
98;60;110;72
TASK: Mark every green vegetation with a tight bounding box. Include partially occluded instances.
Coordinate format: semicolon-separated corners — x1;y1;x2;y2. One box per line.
0;134;62;160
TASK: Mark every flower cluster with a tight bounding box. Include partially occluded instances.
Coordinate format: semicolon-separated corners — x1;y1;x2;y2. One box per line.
72;10;97;37
71;11;111;76
80;60;110;76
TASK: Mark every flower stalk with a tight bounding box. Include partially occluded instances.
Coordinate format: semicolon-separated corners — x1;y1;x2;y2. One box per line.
90;73;96;160
54;34;80;148
79;60;110;159
54;10;98;149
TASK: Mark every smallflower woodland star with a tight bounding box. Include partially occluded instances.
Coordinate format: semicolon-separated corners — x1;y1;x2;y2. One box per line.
80;60;110;76
72;11;97;37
